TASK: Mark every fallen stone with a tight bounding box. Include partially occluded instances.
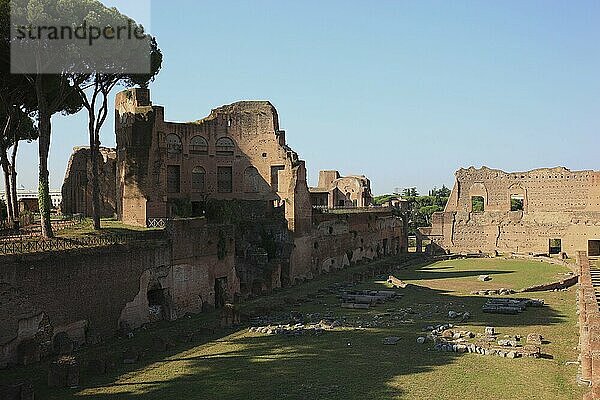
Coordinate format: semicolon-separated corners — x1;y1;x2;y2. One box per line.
478;275;491;282
416;336;426;344
441;330;455;339
526;333;543;345
383;337;401;345
485;327;495;335
387;275;407;288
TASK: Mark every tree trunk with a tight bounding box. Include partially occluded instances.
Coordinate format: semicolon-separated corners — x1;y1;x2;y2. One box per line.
1;117;14;228
1;155;14;227
88;108;101;230
36;74;53;238
10;140;19;229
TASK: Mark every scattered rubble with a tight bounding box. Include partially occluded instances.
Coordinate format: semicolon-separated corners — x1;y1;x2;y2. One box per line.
249;323;327;336
338;289;403;309
470;288;515;296
419;325;545;359
482;298;544;314
387;275;407;288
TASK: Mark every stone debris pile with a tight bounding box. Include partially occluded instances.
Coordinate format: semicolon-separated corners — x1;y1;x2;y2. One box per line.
339;289;403;309
418;325;543;359
470;288;515;296
249;322;328;336
482;298;544;315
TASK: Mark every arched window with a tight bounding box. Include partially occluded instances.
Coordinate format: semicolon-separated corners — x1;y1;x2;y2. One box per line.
191;166;206;192
166;133;182;154
190;136;208;155
216;137;235;156
244;166;261;193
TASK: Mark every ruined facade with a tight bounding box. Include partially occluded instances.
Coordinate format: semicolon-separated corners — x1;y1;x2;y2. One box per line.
419;166;600;256
114;88;311;233
309;170;373;208
2;89;407;365
0;219;239;367
61;147;117;217
111;87;404;286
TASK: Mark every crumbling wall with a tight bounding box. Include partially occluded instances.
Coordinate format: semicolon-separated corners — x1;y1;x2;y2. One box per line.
289;211;405;283
0;239;170;367
421;166;600;256
114;88;313;233
61;147;117;217
0;217;240;367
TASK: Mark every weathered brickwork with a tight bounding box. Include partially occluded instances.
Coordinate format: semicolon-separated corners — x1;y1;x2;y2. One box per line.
114;88;311;233
419;166;600;256
0;219;239;367
61;147;117;217
309;170;373;208
576;252;600;399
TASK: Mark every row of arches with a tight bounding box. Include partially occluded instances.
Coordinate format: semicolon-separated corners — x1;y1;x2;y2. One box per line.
166;134;235;156
171;165;265;194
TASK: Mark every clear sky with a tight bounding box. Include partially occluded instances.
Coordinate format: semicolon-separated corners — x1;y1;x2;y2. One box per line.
12;0;600;195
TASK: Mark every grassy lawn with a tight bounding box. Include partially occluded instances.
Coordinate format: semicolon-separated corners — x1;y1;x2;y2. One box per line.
56;218;154;238
2;256;584;399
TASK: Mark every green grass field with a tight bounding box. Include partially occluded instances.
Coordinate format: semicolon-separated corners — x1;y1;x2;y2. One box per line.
2;256;585;399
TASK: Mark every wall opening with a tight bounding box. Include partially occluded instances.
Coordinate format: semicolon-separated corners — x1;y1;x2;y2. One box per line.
510;194;524;211
147;283;169;322
549;239;562;255
217;166;233;193
214;277;228;309
167;165;180;193
270;165;285;192
589;240;600;257
471;196;485;213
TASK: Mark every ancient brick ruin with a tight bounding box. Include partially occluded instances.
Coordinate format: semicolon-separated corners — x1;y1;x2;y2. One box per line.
419;166;600;257
309;170;373;208
0;89;406;366
61;147;117;218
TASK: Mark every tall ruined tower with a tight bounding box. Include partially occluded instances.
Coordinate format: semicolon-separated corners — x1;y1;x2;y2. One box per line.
115;88;167;226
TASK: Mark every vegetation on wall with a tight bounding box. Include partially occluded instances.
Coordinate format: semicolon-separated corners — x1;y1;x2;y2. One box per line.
472;196;485;213
374;185;451;235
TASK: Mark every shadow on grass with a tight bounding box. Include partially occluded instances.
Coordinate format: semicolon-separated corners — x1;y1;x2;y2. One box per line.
3;254;570;400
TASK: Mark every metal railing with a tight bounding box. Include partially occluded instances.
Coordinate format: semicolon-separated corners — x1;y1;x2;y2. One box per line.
0;230;167;256
313;205;393;214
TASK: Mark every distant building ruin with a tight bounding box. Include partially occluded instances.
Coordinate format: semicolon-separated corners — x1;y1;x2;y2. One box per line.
309;170;373;208
61;147;117;217
419;166;600;257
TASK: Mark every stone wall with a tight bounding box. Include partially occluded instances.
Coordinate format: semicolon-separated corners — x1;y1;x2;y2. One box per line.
0;218;240;367
114;88;312;234
0;238;170;367
61;147;117;217
576;252;600;399
310;170;373;208
289;210;405;284
419;166;600;257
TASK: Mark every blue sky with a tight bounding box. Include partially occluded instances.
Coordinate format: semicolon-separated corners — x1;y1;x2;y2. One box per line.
14;0;600;195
